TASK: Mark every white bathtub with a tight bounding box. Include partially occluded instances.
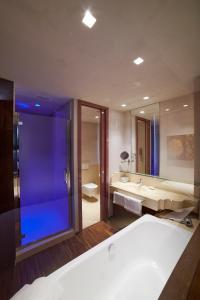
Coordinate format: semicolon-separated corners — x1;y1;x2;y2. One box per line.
49;215;192;300
12;215;192;300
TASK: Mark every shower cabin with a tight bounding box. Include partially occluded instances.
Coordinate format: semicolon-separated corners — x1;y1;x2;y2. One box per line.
14;99;74;254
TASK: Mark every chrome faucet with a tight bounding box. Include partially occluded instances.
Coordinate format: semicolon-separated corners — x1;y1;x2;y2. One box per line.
137;178;142;185
181;217;193;228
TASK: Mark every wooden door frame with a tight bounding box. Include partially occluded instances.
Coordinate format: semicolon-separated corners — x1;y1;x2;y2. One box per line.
135;116;151;174
77;100;109;232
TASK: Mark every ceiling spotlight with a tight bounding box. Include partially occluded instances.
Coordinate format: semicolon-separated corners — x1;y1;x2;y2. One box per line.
143;96;149;100
82;10;96;28
140;110;145;114
165;108;170;112
121;104;127;107
133;57;144;65
183;104;188;108
95;116;99;119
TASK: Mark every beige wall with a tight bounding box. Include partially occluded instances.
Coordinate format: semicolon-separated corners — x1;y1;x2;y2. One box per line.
160;94;194;183
82;122;100;187
82;122;99;164
82;165;100;187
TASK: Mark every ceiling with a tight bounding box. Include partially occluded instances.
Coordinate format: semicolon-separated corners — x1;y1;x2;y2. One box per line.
0;0;200;110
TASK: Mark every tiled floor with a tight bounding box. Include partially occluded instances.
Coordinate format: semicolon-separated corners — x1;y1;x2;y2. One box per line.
82;195;100;228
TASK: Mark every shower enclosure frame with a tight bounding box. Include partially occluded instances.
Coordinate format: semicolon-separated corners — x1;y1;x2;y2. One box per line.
15;100;75;261
77;100;109;231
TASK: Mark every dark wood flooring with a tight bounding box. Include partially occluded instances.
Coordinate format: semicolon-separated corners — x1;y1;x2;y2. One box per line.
0;221;116;300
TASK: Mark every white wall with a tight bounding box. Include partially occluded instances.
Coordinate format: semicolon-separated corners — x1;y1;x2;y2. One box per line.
109;110;131;178
159;94;194;183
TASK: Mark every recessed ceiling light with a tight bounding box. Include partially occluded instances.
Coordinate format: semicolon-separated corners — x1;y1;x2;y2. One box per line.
133;57;144;65
140;110;145;114
95;115;99;119
121;104;127;107
35;103;41;107
165;108;170;112
143;96;149;100
183;104;188;107
82;10;96;28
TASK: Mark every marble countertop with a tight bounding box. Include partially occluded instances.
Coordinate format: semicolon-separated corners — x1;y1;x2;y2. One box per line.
110;181;196;211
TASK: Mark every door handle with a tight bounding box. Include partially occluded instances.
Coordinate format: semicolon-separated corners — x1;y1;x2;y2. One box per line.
64;169;68;184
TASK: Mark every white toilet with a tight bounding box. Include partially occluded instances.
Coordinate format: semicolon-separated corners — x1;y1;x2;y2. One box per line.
82;183;98;198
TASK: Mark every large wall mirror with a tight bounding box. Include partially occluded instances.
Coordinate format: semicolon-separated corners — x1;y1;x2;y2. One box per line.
130;96;194;184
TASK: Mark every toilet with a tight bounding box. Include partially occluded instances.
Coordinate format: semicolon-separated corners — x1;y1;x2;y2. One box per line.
82;183;98;198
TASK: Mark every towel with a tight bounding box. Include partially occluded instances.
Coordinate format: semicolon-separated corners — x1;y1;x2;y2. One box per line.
113;191;142;216
10;277;64;300
113;191;125;207
124;195;142;216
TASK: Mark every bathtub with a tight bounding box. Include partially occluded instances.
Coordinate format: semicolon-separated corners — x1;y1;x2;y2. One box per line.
12;215;192;300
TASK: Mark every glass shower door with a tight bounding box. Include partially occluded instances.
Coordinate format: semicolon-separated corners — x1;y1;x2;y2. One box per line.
17;101;72;246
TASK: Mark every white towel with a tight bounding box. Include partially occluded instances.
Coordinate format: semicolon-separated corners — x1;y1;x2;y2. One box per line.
113;191;142;216
113;191;125;207
10;277;63;300
124;195;142;216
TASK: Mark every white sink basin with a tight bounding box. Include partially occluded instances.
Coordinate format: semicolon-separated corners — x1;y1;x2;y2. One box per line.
124;182;141;188
141;185;155;191
122;182;155;192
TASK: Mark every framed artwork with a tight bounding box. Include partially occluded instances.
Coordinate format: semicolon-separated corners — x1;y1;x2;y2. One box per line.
167;134;194;160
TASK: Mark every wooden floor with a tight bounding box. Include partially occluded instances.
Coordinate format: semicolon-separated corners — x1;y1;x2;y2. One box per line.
0;221;116;300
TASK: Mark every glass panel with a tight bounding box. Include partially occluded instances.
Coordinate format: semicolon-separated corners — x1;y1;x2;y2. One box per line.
16;101;72;246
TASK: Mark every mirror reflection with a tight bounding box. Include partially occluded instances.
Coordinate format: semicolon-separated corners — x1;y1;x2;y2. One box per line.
132;103;159;176
129;96;194;183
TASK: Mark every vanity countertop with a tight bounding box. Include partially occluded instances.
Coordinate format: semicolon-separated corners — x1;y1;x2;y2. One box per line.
110;181;196;211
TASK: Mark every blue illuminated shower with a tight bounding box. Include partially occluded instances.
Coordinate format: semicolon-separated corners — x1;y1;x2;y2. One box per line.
16;100;73;246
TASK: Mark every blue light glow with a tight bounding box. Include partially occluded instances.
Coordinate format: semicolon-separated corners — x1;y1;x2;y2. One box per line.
35;103;41;107
19;105;71;246
16;101;29;109
20;198;70;245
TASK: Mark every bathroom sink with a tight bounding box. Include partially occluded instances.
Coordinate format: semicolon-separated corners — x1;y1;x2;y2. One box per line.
123;182;141;188
122;182;156;192
140;185;155;192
